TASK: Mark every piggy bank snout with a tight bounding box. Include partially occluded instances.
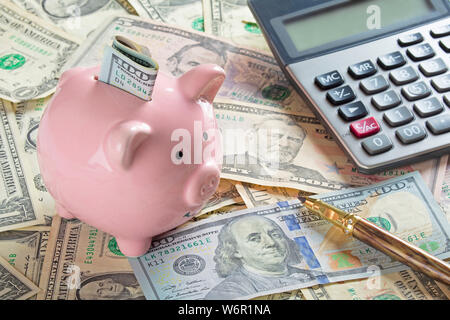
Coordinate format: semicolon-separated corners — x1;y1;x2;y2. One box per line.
184;164;220;208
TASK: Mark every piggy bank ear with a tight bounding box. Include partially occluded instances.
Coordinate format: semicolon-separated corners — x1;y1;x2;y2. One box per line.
105;121;151;170
178;64;225;104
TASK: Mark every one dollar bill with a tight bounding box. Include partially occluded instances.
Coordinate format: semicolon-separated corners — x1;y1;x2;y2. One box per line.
0;256;40;300
0;99;45;231
0;2;81;102
129;172;449;300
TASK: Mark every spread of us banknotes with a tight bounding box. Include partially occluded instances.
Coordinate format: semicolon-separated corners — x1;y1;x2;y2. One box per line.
0;0;449;300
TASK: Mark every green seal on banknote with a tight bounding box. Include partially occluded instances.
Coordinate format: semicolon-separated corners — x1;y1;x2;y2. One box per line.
192;17;204;32
108;237;125;256
0;54;26;70
262;84;290;101
366;217;391;231
244;22;262;34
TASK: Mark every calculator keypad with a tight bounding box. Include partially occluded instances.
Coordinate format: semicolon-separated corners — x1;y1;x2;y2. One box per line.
348;60;377;79
371;90;402;110
413;97;443;117
338;101;368;121
389;66;419;85
377;51;406;70
350;117;380;138
431;74;450;93
326;85;356;105
430;24;450;38
383;106;414;127
418;58;447;77
360;75;389;94
426;114;450;134
406;43;435;61
401;81;431;101
303;18;450;173
315;70;344;89
361;134;393;155
398;32;423;47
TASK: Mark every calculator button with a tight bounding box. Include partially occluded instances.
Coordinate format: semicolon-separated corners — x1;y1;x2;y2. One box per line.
315;70;344;90
360;75;389;94
401;81;431;101
426;114;450;135
431;74;450;93
338;101;368;121
430;25;450;38
406;43;435;61
361;134;393;155
445;93;450;107
389;66;419;85
396;123;427;144
419;58;447;77
398;32;423;47
350;117;380;138
377;51;406;70
383;106;414;127
326;85;356;105
413;97;443;117
440;38;450;53
371;90;402;110
348;60;377;79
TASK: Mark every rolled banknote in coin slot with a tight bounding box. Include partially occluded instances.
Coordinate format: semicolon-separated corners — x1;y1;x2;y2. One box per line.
99;35;159;101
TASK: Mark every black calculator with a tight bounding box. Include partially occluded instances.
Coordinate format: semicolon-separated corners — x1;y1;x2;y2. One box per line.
248;0;450;174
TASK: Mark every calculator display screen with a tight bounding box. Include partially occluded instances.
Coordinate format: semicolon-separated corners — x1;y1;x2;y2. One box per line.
284;0;434;53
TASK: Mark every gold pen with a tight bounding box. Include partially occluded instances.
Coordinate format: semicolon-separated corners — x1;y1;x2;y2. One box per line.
299;196;450;285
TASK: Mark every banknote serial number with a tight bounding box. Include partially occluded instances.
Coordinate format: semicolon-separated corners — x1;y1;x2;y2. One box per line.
145;238;212;261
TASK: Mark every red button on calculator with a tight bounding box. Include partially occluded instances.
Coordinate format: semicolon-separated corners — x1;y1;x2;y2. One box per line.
350;117;380;138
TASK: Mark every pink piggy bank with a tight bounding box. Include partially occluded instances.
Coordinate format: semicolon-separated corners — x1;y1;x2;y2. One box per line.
37;64;225;257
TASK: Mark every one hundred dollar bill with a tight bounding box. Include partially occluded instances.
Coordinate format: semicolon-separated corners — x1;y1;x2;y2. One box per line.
11;0;136;38
0;2;81;102
37;216;144;300
0;99;45;231
14;96;56;222
301;269;450;300
128;0;204;32
99;35;158;100
0;228;50;286
235;156;446;208
203;0;270;52
129;172;449;300
0;256;40;300
64;15;313;115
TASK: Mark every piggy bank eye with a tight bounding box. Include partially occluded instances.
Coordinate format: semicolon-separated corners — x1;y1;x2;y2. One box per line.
176;150;183;159
203;132;208;141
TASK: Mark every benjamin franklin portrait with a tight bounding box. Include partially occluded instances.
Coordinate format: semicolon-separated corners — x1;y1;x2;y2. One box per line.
204;215;326;299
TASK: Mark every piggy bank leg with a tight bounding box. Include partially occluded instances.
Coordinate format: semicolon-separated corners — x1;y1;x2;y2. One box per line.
56;203;75;219
116;237;152;257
